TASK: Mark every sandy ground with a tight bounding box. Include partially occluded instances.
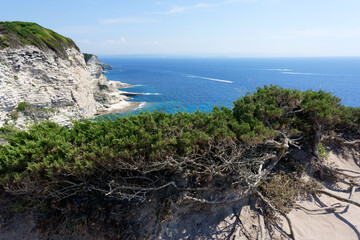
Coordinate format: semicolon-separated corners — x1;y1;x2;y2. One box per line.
158;146;360;240
286;148;360;240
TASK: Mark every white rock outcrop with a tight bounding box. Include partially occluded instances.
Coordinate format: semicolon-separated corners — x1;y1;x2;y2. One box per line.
0;46;136;128
85;54;134;115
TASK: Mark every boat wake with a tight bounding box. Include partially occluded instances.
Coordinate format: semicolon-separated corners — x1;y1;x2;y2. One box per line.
143;93;161;95
281;71;360;77
186;75;233;83
262;69;293;72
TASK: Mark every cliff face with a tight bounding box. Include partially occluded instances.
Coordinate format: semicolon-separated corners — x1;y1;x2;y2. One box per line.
0;45;97;126
84;54;134;115
0;22;134;127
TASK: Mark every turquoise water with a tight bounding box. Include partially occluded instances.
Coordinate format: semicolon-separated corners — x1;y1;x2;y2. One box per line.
101;57;360;115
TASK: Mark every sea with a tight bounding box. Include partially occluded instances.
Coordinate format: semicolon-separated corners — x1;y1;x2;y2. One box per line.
101;57;360;115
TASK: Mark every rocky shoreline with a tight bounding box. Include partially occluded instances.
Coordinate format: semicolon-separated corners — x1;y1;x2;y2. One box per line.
84;54;142;117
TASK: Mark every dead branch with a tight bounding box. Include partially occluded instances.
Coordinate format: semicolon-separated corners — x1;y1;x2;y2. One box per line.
317;189;360;208
323;136;360;145
343;140;360;145
104;181;209;197
182;188;253;204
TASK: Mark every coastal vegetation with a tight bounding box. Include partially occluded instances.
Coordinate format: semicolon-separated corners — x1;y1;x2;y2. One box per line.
83;53;94;63
0;85;359;238
0;21;79;57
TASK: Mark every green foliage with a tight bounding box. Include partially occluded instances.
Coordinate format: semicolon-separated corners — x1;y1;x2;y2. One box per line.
9;112;18;121
83;53;94;63
11;200;27;213
13;75;19;80
0;21;79;57
16;102;30;112
295;90;342;156
300;90;341;125
336;106;360;131
0;108;245;184
233;85;302;141
318;142;329;159
0;121;84;183
0;85;358;208
97;82;109;90
15;102;55;115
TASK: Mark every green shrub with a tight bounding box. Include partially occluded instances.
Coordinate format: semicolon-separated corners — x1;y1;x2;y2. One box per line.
0;85;358;207
318;142;329;159
232;85;302;142
9;112;18;121
1;86;357;185
0;107;243;184
336;106;360;131
83;53;93;63
16;101;30;112
0;21;79;57
98;82;109;90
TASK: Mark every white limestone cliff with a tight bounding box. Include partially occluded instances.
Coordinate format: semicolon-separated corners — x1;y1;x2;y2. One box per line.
0;45;136;128
85;54;136;115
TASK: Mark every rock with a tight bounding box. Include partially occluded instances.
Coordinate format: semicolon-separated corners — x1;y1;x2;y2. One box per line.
0;45;97;127
85;54;133;114
100;62;112;71
84;53;112;72
0;23;135;128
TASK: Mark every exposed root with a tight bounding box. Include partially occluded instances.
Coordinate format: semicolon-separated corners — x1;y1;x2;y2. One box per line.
294;203;345;212
282;213;296;240
317;187;360;208
323;166;360;178
335;168;360;175
233;208;252;239
255;190;296;240
349;185;356;200
257;209;266;240
274;225;293;240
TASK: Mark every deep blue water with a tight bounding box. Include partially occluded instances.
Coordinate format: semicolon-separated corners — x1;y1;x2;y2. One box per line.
100;57;360;115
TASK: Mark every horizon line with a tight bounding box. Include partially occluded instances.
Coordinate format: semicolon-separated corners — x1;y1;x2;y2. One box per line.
96;54;360;59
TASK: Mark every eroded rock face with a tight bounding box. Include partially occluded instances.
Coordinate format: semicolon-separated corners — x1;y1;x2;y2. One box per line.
85;54;132;115
0;46;131;128
0;46;97;127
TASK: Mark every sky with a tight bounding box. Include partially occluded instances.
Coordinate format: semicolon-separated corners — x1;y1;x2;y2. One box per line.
2;0;360;57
